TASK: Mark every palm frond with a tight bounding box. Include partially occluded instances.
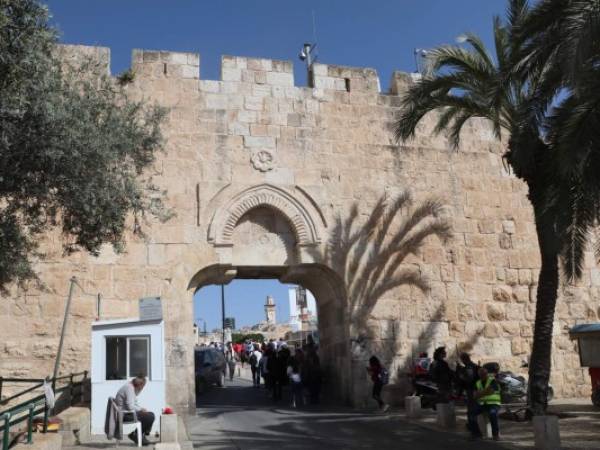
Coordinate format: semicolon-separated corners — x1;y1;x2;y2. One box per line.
427;45;494;78
507;0;530;29
547;83;600;179
463;32;495;70
395;16;517;149
556;182;596;281
493;16;510;71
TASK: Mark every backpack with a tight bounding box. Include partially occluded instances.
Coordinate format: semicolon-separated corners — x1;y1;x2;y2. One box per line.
379;367;390;385
249;353;258;367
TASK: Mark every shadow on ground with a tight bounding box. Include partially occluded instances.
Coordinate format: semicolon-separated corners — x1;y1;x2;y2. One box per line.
190;378;505;450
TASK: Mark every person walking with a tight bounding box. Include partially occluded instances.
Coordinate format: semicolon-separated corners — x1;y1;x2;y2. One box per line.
304;347;322;404
259;348;268;389
468;367;501;440
429;346;453;404
267;347;283;401
225;342;237;381
367;356;389;412
288;361;303;408
249;345;262;387
456;352;480;432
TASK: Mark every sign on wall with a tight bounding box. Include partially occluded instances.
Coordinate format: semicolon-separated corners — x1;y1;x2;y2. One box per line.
139;296;162;321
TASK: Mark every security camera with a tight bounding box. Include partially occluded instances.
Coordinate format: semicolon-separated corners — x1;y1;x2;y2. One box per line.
299;50;307;61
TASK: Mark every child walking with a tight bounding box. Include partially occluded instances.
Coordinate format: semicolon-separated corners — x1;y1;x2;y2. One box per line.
288;362;303;408
367;356;389;412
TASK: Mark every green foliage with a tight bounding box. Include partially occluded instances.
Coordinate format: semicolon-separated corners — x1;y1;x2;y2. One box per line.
395;0;600;282
394;8;525;150
231;333;265;344
521;0;600;281
116;69;136;86
0;0;168;290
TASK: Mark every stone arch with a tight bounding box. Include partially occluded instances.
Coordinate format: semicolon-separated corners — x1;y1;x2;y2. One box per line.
187;263;351;405
208;184;323;248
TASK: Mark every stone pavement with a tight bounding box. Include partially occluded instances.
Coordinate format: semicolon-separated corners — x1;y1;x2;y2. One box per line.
58;373;600;449
489;399;600;450
396;398;600;450
187;376;506;450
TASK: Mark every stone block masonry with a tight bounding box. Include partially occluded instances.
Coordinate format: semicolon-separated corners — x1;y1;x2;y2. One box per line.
0;45;594;413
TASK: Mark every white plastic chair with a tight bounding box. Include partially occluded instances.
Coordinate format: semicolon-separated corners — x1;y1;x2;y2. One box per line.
110;398;142;447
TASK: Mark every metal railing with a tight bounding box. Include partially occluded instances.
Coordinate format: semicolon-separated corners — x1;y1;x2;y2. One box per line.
0;371;88;450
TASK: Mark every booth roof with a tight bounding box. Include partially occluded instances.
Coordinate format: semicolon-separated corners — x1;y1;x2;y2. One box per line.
92;317;162;328
569;323;600;337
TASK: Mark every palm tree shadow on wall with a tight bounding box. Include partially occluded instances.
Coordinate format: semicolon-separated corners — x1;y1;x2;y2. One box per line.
308;191;452;357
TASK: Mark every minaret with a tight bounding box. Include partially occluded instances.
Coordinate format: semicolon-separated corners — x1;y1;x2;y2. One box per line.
265;295;276;324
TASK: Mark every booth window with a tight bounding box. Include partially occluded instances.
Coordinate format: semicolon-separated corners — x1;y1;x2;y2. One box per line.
106;336;151;380
579;337;600;367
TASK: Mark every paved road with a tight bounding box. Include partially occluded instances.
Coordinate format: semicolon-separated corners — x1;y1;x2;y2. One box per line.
188;377;506;450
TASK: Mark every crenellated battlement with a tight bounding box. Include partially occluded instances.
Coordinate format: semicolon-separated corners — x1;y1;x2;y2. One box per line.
311;63;380;93
58;44;420;95
220;55;294;86
132;49;200;80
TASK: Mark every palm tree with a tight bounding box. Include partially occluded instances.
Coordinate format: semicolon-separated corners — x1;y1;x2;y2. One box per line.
395;0;600;415
520;0;600;278
522;0;600;414
319;192;451;337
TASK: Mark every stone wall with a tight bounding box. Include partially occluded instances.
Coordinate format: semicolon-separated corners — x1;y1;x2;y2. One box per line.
0;45;594;410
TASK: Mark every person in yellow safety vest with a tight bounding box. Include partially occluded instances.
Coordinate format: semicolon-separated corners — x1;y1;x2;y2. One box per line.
467;367;501;440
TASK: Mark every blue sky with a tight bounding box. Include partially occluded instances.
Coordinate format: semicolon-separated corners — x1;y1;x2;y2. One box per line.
46;0;506;90
45;0;507;328
195;280;294;331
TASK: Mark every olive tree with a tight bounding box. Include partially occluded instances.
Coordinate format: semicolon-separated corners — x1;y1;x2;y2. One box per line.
0;0;168;290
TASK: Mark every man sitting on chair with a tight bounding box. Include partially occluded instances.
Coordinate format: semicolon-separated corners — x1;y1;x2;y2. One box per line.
115;375;154;446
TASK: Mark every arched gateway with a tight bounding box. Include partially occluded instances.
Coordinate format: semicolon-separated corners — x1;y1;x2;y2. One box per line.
0;46;593;416
188;183;351;410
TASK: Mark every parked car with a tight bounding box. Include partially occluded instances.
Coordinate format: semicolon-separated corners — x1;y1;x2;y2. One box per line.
195;347;226;394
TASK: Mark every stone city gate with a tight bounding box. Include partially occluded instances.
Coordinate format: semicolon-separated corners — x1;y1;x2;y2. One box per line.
0;44;595;413
187;183;352;409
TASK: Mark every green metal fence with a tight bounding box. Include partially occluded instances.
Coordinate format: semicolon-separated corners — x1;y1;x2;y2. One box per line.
0;371;88;450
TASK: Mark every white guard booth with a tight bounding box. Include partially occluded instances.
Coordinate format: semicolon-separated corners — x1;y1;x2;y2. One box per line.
90;318;165;435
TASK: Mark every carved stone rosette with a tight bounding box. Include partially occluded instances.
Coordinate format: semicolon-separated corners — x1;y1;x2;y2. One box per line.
250;150;274;172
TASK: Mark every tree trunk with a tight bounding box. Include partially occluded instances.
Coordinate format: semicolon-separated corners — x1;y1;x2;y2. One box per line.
527;214;560;417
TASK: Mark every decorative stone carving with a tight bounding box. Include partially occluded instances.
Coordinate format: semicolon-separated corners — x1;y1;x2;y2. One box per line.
231;206;296;266
208;184;322;247
250;149;274;172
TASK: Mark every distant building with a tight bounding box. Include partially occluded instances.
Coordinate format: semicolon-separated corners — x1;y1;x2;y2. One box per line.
224;317;236;330
264;295;276;324
288;286;317;332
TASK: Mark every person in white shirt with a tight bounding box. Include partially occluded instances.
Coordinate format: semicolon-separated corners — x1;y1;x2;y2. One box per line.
115;375;154;446
259;350;269;389
225;342;237;381
249;346;262;387
287;362;303;408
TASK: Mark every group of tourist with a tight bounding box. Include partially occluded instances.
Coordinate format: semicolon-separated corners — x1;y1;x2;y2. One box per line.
200;341;225;351
109;343;500;446
429;347;501;440
369;347;501;440
224;336;322;407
